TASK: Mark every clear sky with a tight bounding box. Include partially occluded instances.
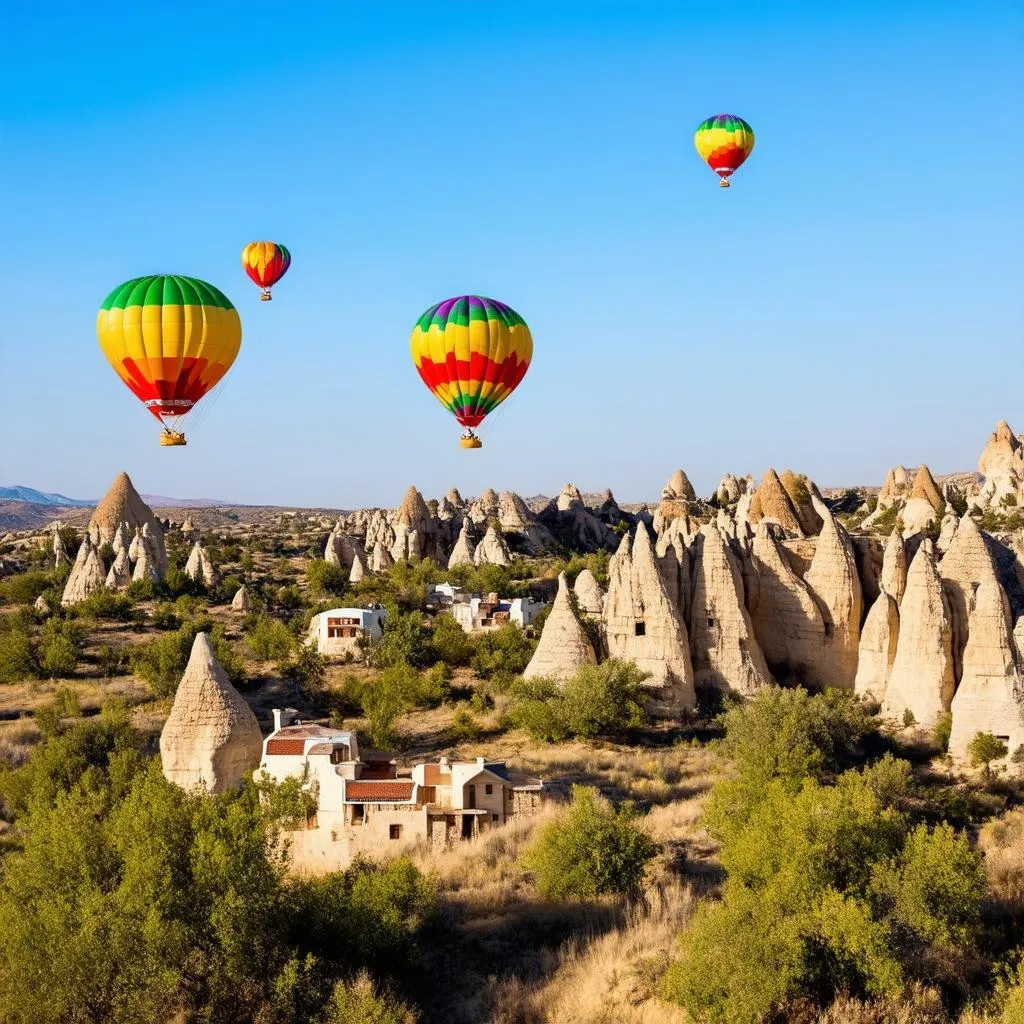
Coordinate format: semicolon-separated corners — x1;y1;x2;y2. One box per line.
1;0;1021;509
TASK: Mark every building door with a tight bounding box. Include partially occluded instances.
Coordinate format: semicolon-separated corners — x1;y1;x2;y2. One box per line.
466;784;476;809
462;814;474;840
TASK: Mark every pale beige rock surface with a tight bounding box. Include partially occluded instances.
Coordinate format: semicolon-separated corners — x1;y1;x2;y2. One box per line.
977;420;1024;507
231;585;251;612
661;469;697;502
880;528;908;605
447;519;476;568
883;540;955;727
748;469;804;536
573;568;605;619
184;541;217;588
61;535;107;606
854;590;900;701
105;548;132;590
88;471;166;572
473;524;512;566
523;572;596;681
160;633;263;794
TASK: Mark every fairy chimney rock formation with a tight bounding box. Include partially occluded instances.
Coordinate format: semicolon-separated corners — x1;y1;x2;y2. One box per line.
880;528;908;605
661;469;697;502
128;527;143;562
105;548;132;590
878;466;911;511
939;514;999;683
804;499;862;689
573;568;606;619
447;519;476;569
948;578;1024;760
523;573;597;681
391;486;440;562
61;534;107;606
716;473;743;505
748;469;804;537
900;465;944;535
977;419;1024;507
184;541;217;588
370;539;394;574
937;513;960;554
231;585;251;612
556;484;585;512
603;523;695;712
132;542;160;584
349;551;367;583
748;523;826;684
690;524;773;696
780;471;824;537
88;471;166;572
498;490;555;554
159;633;263;794
853;590;900;701
883;540;955;727
473;525;512;566
52;527;70;569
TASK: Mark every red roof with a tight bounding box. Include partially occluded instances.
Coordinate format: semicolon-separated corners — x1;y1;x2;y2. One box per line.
345;781;415;802
266;738;305;756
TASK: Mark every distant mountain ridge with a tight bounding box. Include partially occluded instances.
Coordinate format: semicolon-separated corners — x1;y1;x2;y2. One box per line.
140;494;232;509
0;485;93;507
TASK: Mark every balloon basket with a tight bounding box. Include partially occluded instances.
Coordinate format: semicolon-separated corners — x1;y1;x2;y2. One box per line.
160;430;187;447
460;436;482;450
719;179;731;188
260;290;272;301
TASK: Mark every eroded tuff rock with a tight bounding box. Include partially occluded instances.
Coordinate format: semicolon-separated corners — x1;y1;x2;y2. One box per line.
61;534;106;606
854;590;900;701
900;465;944;535
349;550;367;583
160;633;263;794
474;525;512;566
89;471;166;573
949;578;1024;760
880;528;908;606
883;540;954;727
748;469;804;537
231;585;251;612
661;469;697;502
447;519;476;569
185;541;217;588
715;473;743;505
573;569;605;619
497;490;556;554
105;548;132;590
689;524;772;696
523;572;596;681
390;486;443;562
370;539;394;574
604;523;694;712
780;470;823;537
977;420;1024;508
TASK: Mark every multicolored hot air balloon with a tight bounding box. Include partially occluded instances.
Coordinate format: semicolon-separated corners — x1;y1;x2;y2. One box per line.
410;295;532;449
241;241;291;300
96;275;242;446
694;114;755;188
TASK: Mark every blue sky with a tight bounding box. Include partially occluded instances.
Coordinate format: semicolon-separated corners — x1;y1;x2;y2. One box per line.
1;0;1021;508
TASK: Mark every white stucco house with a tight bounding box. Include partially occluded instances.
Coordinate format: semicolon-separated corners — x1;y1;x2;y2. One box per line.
450;593;546;633
428;581;467;606
307;605;387;655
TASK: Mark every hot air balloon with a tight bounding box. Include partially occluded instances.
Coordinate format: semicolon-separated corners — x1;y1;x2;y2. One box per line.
241;241;291;300
694;114;755;187
96;275;242;446
410;295;532;449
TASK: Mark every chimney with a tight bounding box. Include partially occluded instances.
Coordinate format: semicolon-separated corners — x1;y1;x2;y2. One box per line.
476;756;485;766
272;708;298;733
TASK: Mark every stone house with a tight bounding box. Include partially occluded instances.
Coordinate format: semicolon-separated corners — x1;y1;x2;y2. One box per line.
307;605;387;656
255;710;543;872
450;592;546;633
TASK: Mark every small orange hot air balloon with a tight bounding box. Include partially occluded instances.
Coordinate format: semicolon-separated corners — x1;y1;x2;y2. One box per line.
241;241;291;300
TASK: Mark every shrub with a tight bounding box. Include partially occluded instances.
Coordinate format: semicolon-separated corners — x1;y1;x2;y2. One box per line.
471;623;535;683
73;588;137;621
306;558;348;598
428;613;473;668
322;972;418;1024
282;646;326;694
370;609;432;669
523;786;660;901
96;643;128;678
360;664;418;749
0;571;54;606
933;712;952;754
130;621;243;697
903;708;917;727
245;614;296;662
253;770;317;828
449;706;481;743
506;676;569;742
0;617;38;683
968;731;1008;776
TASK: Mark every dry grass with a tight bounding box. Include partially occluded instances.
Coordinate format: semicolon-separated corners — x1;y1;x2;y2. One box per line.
979;807;1024;911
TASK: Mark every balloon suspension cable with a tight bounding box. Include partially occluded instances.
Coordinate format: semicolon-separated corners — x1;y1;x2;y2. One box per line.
260;288;272;301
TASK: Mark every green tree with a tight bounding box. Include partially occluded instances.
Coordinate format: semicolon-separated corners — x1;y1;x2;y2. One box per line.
245;613;296;662
359;664;418;748
968;731;1008;777
428;612;474;668
306;558;348;598
370;609;431;669
522;785;660;901
322;972;418;1024
470;623;535;684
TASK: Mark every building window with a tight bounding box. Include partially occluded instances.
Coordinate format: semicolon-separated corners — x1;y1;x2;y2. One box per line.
485;783;493;795
996;735;1010;743
352;804;364;824
635;621;646;636
389;824;402;840
707;617;715;628
491;813;499;822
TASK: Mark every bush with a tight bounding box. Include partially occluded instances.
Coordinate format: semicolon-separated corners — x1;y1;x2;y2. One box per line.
323;972;418;1024
933;712;952;754
306;558;348;598
506;676;569;742
96;642;128;678
449;706;481;743
73;588;137;621
968;731;1009;775
370;609;431;670
359;664;418;749
245;613;296;662
903;708;917;727
428;613;473;668
130;621;243;698
523;785;660;901
0;616;37;683
0;571;54;606
471;623;535;684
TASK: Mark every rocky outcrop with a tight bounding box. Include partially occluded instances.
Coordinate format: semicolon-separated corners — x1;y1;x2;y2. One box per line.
715;473;743;505
900;465;944;535
497;491;555;554
128;527;143;562
603;524;695;712
853;590;900;701
88;471;166;573
474;525;512;566
661;469;697;502
880;528;908;605
105;549;132;590
523;572;597;681
878;466;911;511
370;539;394;574
325;527;366;573
159;633;263;794
747;523;826;685
231;585;251;612
689;524;772;696
61;535;107;606
748;469;804;536
573;569;605;619
349;551;367;583
804;499;862;689
977;420;1024;507
184;542;217;588
936;513;959;554
939;515;999;683
391;486;442;563
883;540;955;726
34;594;50;615
180;515;198;542
949;579;1024;760
447;519;475;568
780;470;823;537
556;484;585;512
52;527;70;569
132;542;160;584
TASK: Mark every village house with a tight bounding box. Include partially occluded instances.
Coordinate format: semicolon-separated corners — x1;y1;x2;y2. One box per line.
307;604;387;656
450;592;547;633
427;581;467;606
254;709;543;871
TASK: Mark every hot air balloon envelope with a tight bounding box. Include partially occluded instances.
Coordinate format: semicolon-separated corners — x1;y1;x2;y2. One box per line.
241;241;291;300
694;114;755;187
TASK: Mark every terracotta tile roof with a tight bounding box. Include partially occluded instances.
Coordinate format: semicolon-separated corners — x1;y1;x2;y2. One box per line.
345;780;415;802
266;738;305;756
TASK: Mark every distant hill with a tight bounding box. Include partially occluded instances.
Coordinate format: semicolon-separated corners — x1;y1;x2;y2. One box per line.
0;485;92;507
139;494;232;509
